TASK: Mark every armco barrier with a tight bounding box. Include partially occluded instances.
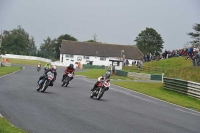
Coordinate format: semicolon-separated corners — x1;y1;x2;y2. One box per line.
82;64;105;69
128;72;150;80
163;77;200;99
115;70;128;77
151;74;162;81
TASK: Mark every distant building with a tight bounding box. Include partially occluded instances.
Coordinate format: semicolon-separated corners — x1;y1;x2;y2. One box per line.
59;40;143;68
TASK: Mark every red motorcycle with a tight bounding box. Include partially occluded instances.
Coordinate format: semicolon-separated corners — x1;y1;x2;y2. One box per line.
61;72;73;87
90;79;110;100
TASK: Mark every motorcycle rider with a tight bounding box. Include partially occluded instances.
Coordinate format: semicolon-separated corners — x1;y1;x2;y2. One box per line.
37;62;41;71
37;65;57;86
44;63;51;70
91;71;111;91
61;64;75;82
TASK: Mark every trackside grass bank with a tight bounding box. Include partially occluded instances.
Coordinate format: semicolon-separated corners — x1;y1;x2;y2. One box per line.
0;117;26;133
5;58;47;66
76;69;200;111
0;66;22;76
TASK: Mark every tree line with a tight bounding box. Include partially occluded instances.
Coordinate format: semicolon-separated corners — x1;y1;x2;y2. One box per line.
0;24;199;60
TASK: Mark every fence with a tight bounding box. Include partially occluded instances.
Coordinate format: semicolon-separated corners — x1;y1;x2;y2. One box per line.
116;70;128;77
82;64;105;69
1;54;52;63
128;72;150;80
163;77;200;99
124;65;171;74
114;70;163;81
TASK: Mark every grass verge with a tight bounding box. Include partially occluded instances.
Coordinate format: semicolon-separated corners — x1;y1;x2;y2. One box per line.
5;58;47;66
76;69;200;111
76;69;135;80
0;117;26;133
0;66;22;76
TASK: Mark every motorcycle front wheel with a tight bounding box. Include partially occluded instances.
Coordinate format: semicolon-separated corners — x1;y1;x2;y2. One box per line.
41;80;49;92
90;91;95;98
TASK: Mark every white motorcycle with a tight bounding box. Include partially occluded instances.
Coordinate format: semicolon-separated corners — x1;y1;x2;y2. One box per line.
37;71;54;92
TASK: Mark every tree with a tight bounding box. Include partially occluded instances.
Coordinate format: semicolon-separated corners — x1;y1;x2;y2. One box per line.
1;26;37;55
39;37;56;59
38;34;77;60
86;40;96;42
134;27;164;55
188;23;200;46
54;34;77;59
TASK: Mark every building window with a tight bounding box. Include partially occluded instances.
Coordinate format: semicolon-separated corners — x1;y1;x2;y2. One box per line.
84;56;90;59
100;57;106;61
65;54;74;58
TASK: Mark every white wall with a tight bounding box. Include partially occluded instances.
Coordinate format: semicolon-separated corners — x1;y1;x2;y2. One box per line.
59;54;140;69
60;54;111;66
1;54;52;63
0;54;66;67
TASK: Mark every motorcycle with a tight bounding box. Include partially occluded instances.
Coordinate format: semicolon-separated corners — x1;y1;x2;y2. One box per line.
90;79;110;100
37;71;54;92
61;72;73;87
37;65;41;72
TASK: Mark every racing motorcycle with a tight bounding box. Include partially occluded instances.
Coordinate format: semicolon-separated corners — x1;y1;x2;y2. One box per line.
90;79;110;100
37;71;54;92
37;65;41;72
61;72;73;87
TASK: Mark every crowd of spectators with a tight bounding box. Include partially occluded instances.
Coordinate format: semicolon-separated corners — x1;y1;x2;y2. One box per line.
122;45;200;69
141;46;200;62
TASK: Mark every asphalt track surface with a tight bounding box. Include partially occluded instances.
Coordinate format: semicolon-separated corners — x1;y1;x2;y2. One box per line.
0;65;200;133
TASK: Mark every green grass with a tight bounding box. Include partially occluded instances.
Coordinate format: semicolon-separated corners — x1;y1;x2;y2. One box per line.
5;58;48;66
112;81;200;111
0;66;22;76
76;69;135;80
0;117;26;133
123;57;200;82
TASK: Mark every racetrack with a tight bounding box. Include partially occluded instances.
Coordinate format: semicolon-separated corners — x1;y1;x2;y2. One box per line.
0;66;200;133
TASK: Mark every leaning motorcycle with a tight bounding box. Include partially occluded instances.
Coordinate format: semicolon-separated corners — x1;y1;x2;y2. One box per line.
37;71;54;92
90;79;110;100
61;72;73;87
37;65;41;72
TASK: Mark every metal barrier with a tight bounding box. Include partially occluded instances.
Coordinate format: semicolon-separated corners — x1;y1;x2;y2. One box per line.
163;77;200;99
82;64;105;69
115;70;128;77
151;74;162;81
1;62;11;66
128;72;150;80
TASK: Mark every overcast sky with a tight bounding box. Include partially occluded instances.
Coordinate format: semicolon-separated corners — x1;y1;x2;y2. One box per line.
0;0;200;51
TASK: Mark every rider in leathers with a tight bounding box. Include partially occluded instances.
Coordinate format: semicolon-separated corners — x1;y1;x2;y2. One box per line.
91;71;111;91
37;65;57;86
61;64;75;82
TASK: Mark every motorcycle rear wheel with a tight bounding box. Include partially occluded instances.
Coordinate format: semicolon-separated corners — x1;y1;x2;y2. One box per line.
90;91;95;98
97;91;104;100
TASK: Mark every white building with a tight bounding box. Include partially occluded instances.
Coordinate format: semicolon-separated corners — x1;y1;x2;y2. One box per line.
59;40;143;69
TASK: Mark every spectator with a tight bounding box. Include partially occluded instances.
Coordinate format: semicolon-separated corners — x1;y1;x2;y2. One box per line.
123;58;126;66
192;49;200;66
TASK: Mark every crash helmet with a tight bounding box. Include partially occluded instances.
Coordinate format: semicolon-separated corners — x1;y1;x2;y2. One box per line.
51;65;57;72
105;71;111;79
69;64;74;69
